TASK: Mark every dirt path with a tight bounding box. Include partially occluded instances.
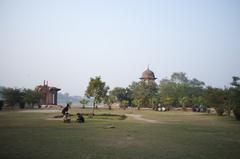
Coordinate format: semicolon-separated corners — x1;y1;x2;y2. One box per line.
19;109;61;113
125;114;158;123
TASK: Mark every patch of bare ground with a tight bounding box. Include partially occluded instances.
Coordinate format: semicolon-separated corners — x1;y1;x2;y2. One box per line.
125;114;162;123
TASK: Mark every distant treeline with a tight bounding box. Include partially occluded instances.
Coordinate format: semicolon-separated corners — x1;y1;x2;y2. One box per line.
0;72;240;120
57;93;92;105
83;72;240;120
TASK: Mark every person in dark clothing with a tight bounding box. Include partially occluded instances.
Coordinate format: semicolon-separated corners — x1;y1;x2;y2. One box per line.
76;113;85;123
62;104;71;123
62;104;70;115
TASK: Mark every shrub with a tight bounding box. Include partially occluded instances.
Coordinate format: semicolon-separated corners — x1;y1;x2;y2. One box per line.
19;102;25;109
233;106;240;121
215;106;224;116
0;100;4;110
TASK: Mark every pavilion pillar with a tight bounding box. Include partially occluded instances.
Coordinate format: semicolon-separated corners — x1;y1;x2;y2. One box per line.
54;91;58;105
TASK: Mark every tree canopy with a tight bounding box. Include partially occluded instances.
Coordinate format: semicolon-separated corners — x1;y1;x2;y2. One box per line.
85;76;109;114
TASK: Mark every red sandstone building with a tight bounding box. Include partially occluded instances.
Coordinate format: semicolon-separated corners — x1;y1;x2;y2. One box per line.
36;81;61;105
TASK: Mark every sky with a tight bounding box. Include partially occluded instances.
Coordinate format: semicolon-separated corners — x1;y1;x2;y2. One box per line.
0;0;240;96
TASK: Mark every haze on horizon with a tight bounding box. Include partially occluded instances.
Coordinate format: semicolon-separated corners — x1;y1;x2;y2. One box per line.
0;0;240;96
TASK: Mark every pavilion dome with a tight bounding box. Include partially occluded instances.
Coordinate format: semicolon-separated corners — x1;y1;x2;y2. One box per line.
140;68;157;81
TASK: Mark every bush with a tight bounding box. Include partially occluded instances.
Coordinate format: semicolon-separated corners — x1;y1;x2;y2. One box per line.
215;106;224;116
19;102;25;109
233;106;240;121
0;100;4;110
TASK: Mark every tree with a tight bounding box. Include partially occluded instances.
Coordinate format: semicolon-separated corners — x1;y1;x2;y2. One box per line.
179;96;190;111
121;100;129;110
189;78;205;87
23;89;42;108
230;76;240;120
85;76;109;115
2;88;24;108
129;81;158;109
203;87;225;116
159;73;205;108
103;95;114;110
145;80;159;108
80;98;89;109
161;97;174;110
171;72;189;84
159;79;178;107
149;96;159;110
109;87;127;104
132;99;142;110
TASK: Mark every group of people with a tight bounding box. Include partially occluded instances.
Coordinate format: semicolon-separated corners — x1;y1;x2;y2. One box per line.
192;105;206;112
153;104;169;112
62;104;85;123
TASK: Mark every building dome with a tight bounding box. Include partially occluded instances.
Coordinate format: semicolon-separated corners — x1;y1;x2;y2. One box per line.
140;68;157;81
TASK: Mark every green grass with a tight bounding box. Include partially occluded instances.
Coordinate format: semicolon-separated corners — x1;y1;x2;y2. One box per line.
0;108;239;159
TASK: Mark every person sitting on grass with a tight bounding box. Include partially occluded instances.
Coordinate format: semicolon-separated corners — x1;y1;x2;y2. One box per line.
76;113;85;123
62;104;71;123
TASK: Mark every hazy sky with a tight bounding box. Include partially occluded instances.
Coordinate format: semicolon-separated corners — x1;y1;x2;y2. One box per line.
1;0;240;95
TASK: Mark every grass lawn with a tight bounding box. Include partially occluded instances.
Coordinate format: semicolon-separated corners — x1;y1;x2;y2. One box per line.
0;108;239;159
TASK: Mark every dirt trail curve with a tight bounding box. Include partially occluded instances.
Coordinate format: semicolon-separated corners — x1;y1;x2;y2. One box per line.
125;114;158;123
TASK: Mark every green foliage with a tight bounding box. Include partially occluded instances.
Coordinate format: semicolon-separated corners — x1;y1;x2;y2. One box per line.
121;100;129;109
103;95;114;110
162;97;173;106
85;76;109;114
233;106;240;120
80;99;89;109
23;89;42;108
179;96;190;111
2;87;42;109
129;81;158;109
203;87;225;116
148;96;159;109
109;87;127;102
132;99;142;110
159;79;177;106
159;73;205;108
2;88;24;107
230;76;240;120
171;72;189;84
192;96;204;106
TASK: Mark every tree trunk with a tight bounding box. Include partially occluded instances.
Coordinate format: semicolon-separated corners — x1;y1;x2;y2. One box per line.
137;104;140;110
92;100;95;116
182;104;187;111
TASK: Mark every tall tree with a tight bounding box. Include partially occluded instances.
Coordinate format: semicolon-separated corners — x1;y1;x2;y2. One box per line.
171;72;189;84
129;81;147;110
129;81;158;109
159;79;178;107
230;76;240;120
159;73;205;108
203;87;225;116
109;87;127;104
85;76;109;115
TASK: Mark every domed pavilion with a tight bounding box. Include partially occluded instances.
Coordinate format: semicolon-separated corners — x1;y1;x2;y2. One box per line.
139;67;157;81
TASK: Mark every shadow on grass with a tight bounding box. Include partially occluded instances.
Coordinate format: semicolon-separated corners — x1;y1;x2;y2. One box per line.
53;113;127;120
